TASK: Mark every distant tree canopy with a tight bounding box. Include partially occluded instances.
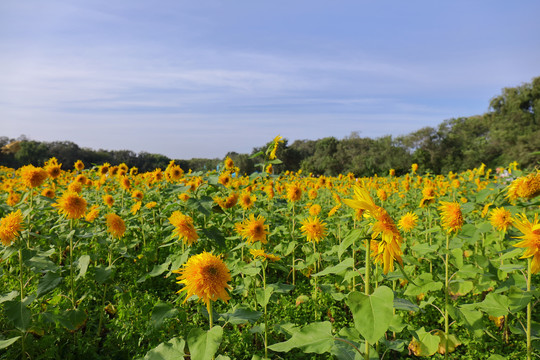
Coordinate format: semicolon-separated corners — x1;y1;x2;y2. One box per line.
2;76;539;175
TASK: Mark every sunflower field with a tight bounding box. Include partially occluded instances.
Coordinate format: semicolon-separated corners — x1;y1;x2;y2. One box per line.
0;138;539;360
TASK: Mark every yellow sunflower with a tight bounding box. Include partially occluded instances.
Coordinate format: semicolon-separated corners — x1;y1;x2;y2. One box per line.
489;207;513;233
0;210;24;246
74;160;84;171
300;216;327;243
438;201;464;233
237;214;269;244
506;172;540;201
239;192;256;210
85;205;100;223
173;252;232;306
55;192;87;219
168;211;199;245
20;164;48;188
286;184;302;202
309;204;321;216
512;213;540;273
103;195;114;207
398;212;418;233
106;213;126;238
250;248;280;262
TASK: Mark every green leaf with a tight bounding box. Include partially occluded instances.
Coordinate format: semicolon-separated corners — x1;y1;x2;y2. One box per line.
448;280;473;297
478;293;510;317
95;265;113;284
144;337;186;360
5;300;31;331
410;243;439;256
267;282;294;294
151;302;179;328
346;286;394;344
268;321;334;354
187;326;223;360
219;306;262;325
393;297;419;312
338;229;362;259
255;286;274;308
410;327;439;356
37;271;62;297
403;273;443;296
57;309;87;330
508;287;533;313
313;258;353;277
0;336;21;350
76;254;91;279
0;291;19;304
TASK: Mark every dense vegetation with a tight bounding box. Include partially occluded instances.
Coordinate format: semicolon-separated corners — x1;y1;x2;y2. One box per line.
2;76;539;175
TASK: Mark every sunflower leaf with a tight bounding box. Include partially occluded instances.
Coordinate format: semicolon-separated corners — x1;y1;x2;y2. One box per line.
187;326;223;360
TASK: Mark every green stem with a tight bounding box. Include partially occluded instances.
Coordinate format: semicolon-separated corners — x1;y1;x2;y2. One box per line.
365;239;371;360
19;247;26;360
444;233;449;360
291;205;296;285
527;257;532;360
70;219;76;309
263;262;268;359
207;301;215;360
352;235;356;290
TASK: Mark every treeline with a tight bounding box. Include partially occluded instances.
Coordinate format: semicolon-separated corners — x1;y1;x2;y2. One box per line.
0;137;221;173
228;76;540;176
2;76;539;176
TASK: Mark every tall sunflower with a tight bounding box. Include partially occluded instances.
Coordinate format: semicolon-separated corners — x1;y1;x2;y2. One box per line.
0;210;24;246
489;207;513;233
398;212;418;233
286;183;302;202
55;192;87;219
513;213;540;274
438;201;464;233
236;214;268;244
168;211;198;245
300;216;327;243
20;164;48;188
173;252;232;306
106;213;126;238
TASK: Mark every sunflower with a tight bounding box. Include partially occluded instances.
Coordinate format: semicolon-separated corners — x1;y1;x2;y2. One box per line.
7;192;21;206
236;214;269;244
41;188;55;199
438;201;464;233
145;201;157;209
512;213;540;273
106;213;126;238
250;248;280;262
269;135;283;160
0;210;24;246
300;216;327;243
309;204;321;216
131;190;144;201
55;192;87;219
411;163;418;173
74;160;84;171
223;193;239;209
68;181;83;193
224;156;235;170
20;164;48;188
119;176;131;191
507;172;540;201
286;184;302;202
103;194;114;207
168;211;198;245
178;193;190;202
419;186;436;207
377;189;388;202
239;193;256;210
45;159;62;179
173;252;232;306
489;207;513;233
85;205;100;222
308;189;318;200
99;163;110;176
166;164;184;182
398;212;418;233
131;202;142;215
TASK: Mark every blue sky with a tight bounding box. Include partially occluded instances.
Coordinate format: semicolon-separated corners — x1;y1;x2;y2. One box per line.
1;1;539;159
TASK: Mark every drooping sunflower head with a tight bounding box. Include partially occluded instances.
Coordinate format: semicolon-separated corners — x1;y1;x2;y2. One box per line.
20;165;48;188
106;213;126;238
168;211;198;245
0;210;24;246
85;205;100;222
438;201;464;233
398;212;418;233
173;252;232;306
300;216;327;243
55;191;87;219
489;207;513;233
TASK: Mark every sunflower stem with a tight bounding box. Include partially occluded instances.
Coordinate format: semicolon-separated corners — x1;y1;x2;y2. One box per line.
263;261;268;360
444;233;449;360
291;204;296;285
69;219;76;309
18;246;26;360
365;239;371;360
527;257;532;360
